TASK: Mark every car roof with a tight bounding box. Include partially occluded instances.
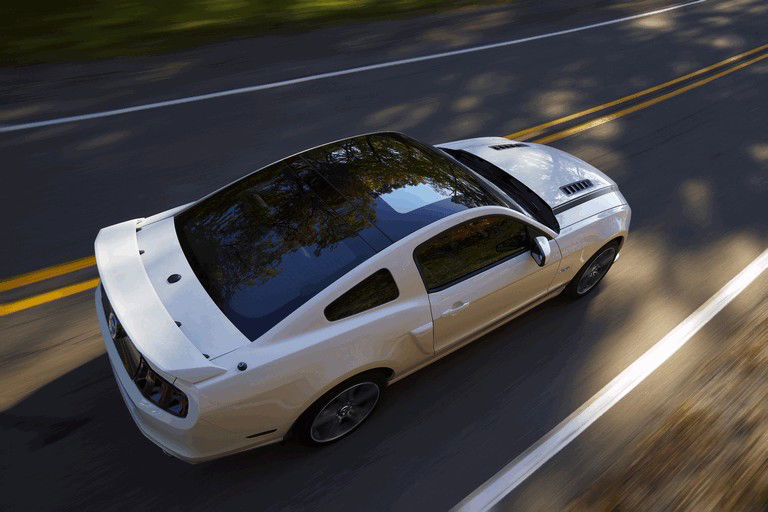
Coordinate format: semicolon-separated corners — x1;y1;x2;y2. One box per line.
272;131;505;245
174;132;504;341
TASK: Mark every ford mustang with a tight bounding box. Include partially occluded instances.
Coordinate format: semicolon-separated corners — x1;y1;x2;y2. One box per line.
95;132;630;462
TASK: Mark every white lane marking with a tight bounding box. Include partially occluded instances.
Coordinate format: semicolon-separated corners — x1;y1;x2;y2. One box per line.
454;247;768;512
1;0;707;134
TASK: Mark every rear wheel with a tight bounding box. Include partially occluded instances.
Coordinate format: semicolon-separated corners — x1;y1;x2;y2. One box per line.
295;373;385;445
564;241;619;298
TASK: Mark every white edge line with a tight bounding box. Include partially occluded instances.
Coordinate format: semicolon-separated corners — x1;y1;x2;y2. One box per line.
453;247;768;512
0;0;707;133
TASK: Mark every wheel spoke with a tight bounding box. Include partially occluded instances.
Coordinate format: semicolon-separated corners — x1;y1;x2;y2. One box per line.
352;384;378;404
313;408;338;428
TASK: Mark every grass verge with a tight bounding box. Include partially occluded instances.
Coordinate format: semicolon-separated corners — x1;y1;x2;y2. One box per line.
1;0;509;66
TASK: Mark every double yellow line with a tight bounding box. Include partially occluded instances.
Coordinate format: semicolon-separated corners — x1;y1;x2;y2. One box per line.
0;257;99;315
2;42;767;316
506;42;768;143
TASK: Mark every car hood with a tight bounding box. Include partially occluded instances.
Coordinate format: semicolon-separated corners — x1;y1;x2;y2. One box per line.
437;137;615;208
95;217;247;382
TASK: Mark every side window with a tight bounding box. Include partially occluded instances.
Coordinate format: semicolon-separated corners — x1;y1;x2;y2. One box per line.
324;269;400;321
414;215;529;292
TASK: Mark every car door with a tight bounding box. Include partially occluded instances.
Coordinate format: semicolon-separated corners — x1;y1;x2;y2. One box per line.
413;214;560;352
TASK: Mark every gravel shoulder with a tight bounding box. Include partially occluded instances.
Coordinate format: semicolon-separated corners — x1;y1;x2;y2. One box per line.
568;295;768;511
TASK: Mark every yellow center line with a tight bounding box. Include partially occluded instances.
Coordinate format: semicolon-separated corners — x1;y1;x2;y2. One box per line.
505;42;768;141
531;52;768;144
0;255;96;292
0;278;100;316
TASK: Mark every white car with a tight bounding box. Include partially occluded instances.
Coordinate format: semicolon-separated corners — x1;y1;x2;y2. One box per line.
95;132;630;462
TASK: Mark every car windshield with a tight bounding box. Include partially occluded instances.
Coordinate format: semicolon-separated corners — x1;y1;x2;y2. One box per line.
441;148;560;233
175;133;503;341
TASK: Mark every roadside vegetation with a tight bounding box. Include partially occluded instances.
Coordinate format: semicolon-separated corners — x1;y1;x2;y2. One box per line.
567;300;768;511
1;0;508;65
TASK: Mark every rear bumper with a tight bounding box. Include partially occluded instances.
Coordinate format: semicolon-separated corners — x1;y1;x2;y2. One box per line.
96;286;277;463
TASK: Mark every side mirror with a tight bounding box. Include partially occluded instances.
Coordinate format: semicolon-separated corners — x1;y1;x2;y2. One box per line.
531;236;551;267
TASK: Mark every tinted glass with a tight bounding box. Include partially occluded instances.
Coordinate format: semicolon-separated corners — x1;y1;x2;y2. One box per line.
175;156;376;341
302;133;505;241
414;215;529;292
442;148;560;233
175;133;502;340
324;269;399;321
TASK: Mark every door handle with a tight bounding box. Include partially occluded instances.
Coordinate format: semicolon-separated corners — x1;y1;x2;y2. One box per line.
445;300;470;316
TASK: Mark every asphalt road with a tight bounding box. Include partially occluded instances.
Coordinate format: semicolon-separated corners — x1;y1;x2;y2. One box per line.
1;0;767;510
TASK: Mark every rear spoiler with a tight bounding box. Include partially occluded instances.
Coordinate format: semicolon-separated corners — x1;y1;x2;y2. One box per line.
95;219;226;383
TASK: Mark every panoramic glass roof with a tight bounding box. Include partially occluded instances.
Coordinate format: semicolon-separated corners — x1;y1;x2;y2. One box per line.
175;132;502;340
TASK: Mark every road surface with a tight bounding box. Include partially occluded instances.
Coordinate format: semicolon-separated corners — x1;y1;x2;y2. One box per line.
1;0;767;510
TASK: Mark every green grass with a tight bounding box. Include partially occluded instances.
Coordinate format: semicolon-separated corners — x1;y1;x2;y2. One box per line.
1;0;507;66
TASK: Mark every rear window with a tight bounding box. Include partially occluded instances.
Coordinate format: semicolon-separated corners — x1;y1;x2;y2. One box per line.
174;158;375;341
324;269;399;321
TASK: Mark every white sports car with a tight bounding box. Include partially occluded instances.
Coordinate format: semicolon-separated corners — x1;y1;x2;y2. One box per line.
95;132;630;462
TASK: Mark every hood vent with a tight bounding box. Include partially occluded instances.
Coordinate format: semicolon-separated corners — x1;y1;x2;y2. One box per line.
489;143;528;151
560;179;594;195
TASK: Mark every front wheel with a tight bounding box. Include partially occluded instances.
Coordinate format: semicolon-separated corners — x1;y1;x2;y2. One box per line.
295;374;384;445
564;241;619;298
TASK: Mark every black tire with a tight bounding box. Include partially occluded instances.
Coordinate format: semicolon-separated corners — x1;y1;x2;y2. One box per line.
294;372;386;446
563;240;620;299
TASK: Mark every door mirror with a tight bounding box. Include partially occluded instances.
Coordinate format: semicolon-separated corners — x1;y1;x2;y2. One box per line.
531;236;551;267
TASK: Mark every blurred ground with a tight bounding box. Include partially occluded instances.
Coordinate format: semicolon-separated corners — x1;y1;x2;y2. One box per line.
1;0;767;510
567;297;768;511
1;0;508;64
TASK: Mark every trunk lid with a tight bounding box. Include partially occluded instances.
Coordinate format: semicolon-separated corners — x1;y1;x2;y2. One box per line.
95;218;246;382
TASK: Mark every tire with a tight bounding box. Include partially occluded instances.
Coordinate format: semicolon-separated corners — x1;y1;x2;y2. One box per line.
294;372;386;446
563;240;620;299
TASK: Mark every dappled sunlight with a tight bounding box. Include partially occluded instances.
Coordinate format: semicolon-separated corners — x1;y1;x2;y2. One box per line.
701;15;735;27
607;233;665;294
452;95;481;112
0;299;105;411
466;72;517;95
443;112;494;139
535;90;581;118
746;2;768;15
632;13;677;31
708;35;747;49
0;104;51;123
577;229;766;401
566;288;768;510
715;0;765;13
365;100;438;130
670;59;700;74
584;119;623;141
76;131;132;151
2;0;768;509
138;61;195;83
666;232;764;294
409;10;515;54
751;60;768;74
562;144;629;180
748;143;768;162
679;179;713;227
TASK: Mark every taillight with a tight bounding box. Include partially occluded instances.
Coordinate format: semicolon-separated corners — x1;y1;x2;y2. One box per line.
134;359;189;417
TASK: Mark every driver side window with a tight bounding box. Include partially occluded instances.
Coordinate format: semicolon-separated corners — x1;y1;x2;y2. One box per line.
413;215;529;292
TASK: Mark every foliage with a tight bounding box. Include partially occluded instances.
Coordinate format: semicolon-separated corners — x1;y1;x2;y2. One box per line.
1;0;506;65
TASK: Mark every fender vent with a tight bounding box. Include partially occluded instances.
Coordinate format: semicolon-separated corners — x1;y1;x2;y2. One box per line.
560;179;594;195
489;143;528;150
